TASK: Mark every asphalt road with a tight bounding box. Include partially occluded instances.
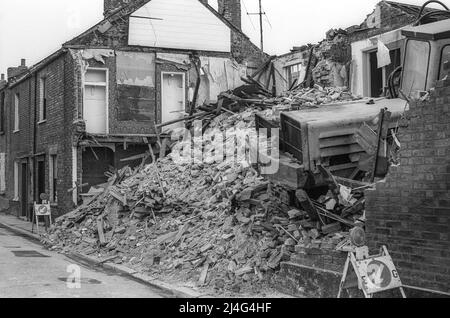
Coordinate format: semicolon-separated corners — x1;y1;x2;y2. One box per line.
0;224;168;298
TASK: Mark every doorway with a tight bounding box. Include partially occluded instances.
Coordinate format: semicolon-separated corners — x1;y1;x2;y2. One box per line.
82;147;114;194
20;162;28;218
369;51;383;97
161;72;186;132
36;157;45;204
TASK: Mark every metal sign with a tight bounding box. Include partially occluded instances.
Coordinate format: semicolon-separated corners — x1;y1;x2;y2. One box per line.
35;204;51;216
356;255;403;295
338;245;406;298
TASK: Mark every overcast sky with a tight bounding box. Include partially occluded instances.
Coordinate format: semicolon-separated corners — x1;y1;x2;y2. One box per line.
0;0;443;75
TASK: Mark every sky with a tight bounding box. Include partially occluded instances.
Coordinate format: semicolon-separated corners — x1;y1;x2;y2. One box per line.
0;0;444;76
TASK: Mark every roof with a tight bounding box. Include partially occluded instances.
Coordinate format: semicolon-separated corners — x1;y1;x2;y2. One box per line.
385;1;436;16
402;18;450;40
9;0;260;88
385;1;450;23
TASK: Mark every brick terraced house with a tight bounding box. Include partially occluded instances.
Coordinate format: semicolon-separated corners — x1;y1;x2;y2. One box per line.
0;0;265;219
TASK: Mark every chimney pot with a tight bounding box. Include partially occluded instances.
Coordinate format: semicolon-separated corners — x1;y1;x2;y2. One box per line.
21;59;26;67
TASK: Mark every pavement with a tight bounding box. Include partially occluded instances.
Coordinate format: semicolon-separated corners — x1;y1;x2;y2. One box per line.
0;220;172;298
0;213;209;298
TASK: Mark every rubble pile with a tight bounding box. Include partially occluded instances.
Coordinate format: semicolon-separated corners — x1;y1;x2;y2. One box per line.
43;81;366;295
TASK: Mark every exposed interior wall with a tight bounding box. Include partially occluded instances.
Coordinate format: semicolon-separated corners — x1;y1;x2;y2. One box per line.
128;0;232;52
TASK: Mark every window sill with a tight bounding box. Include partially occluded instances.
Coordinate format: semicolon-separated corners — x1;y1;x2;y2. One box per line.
13;130;20;134
12;197;19;202
38;120;47;125
0;131;4;136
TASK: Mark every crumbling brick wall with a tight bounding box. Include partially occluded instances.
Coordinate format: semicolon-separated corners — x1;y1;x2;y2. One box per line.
350;1;417;43
365;79;450;294
312;30;351;87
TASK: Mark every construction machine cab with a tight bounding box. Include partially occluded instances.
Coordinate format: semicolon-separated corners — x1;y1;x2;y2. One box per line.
400;19;450;97
391;1;450;98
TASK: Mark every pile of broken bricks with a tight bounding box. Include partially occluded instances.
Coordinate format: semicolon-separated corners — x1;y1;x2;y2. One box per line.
42;84;367;295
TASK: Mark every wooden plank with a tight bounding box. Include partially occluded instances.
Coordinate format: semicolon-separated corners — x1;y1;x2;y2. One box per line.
97;217;107;246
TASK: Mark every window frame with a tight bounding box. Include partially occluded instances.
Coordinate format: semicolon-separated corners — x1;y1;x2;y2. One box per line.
14;93;20;133
438;44;450;80
0;91;5;133
39;77;48;123
401;39;431;93
82;68;109;134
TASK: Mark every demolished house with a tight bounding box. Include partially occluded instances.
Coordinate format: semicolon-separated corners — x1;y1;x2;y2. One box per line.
0;0;265;219
1;0;449;299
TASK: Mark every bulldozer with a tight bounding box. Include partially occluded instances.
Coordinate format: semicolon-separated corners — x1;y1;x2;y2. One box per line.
259;1;450;190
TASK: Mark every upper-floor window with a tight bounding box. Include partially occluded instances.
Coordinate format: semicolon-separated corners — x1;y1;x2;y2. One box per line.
39;77;47;122
0;92;5;133
14;93;19;132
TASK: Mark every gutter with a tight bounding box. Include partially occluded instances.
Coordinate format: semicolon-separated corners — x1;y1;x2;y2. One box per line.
9;49;67;89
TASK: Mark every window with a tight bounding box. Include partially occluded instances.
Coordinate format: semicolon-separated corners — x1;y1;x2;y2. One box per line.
402;40;430;94
14;93;19;132
14;161;19;200
0;91;5;133
286;63;305;87
439;45;450;80
83;68;108;134
39;77;47;122
49;154;57;203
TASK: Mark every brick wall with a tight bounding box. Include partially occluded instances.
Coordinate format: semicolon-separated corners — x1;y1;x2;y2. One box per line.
350;1;416;43
365;79;450;294
218;0;242;30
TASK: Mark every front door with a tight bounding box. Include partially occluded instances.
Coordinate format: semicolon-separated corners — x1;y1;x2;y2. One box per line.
84;85;107;134
20;162;28;218
162;73;185;132
36;158;45;204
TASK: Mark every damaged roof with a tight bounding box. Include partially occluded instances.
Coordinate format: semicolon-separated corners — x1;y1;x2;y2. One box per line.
384;1;450;23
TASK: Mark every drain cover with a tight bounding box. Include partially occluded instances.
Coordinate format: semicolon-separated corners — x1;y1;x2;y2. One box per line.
12;250;50;258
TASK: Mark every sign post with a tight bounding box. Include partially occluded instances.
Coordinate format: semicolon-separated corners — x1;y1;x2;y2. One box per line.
32;202;52;235
338;245;406;298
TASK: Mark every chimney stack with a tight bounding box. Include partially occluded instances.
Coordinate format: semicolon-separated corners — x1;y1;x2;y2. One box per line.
217;0;241;30
7;59;29;80
104;0;132;17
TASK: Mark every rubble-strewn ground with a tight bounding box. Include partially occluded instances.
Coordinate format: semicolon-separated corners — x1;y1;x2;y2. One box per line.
43;86;365;297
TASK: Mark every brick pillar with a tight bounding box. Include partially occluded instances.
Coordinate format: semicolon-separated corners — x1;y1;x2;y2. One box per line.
365;77;450;294
217;0;241;30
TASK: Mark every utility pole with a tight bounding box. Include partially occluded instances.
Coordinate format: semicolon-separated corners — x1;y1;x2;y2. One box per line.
248;0;265;52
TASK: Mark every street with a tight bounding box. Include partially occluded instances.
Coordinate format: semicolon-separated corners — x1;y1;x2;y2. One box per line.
0;224;168;298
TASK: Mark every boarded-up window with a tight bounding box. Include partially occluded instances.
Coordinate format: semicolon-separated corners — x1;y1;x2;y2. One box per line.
116;52;156;122
117;85;156;122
